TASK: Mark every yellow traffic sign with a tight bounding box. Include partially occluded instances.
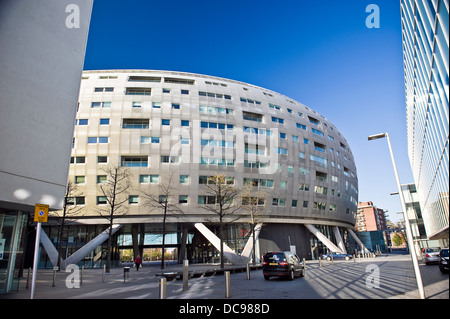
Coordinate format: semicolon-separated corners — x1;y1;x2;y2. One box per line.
34;204;49;223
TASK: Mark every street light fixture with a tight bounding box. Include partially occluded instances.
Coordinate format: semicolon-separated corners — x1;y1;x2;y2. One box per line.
368;132;426;299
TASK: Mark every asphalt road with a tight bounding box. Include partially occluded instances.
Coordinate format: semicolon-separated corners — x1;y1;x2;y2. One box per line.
1;253;447;300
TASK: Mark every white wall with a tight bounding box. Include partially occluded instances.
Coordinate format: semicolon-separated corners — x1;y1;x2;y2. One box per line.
0;0;93;210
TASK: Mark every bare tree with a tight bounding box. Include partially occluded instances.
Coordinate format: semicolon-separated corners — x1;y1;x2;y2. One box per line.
240;182;268;264
199;174;241;269
97;164;131;272
140;172;184;269
52;180;85;270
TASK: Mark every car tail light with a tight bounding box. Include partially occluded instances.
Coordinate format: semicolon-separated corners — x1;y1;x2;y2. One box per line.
279;261;288;266
426;254;431;257
262;261;268;265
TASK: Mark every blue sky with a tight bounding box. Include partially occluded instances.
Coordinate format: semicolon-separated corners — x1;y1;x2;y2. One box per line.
84;0;413;223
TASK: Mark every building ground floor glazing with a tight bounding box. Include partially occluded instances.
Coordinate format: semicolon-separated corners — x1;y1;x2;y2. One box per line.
33;221;358;269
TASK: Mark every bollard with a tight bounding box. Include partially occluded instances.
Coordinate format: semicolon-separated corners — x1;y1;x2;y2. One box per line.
81;265;84;286
102;264;106;283
246;263;251;280
183;260;189;291
52;267;58;287
331;253;334;263
225;271;231;298
159;278;167;299
123;267;130;283
26;267;31;289
303;258;306;275
319;257;322;267
358;254;361;263
353;255;356;263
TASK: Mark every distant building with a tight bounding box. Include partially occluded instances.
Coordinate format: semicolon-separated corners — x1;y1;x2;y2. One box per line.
356;202;387;232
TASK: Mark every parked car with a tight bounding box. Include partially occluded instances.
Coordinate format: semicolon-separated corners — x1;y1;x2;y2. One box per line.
422;247;441;265
322;252;353;261
438;248;449;273
262;251;305;280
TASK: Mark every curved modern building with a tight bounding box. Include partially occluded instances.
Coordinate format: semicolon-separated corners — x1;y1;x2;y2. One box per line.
46;69;362;266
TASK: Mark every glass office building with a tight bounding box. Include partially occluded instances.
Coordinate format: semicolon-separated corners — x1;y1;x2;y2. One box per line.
401;0;449;244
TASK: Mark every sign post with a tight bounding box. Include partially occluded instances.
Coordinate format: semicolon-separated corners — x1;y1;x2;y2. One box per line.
30;204;49;299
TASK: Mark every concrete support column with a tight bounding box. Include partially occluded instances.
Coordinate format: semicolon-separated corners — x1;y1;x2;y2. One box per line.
304;224;343;253
347;228;369;253
333;226;347;254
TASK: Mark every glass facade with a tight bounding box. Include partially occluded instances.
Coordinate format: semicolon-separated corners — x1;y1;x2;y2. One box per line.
0;211;28;293
401;0;449;241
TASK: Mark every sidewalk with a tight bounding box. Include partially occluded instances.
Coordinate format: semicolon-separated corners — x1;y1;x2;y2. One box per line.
0;262;250;299
0;254;448;299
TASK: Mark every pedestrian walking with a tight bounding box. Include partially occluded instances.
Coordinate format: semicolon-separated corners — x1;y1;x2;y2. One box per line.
135;255;142;271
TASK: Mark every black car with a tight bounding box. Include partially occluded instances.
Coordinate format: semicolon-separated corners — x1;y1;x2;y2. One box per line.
262;251;305;280
438;248;449;273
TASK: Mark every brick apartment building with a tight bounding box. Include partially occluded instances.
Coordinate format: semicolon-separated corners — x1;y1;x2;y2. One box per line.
356;201;388;232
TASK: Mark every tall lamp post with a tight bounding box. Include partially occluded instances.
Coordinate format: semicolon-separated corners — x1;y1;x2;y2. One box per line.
368;132;426;299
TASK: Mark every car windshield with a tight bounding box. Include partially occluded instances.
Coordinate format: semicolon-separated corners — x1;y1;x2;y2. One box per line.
425;248;440;253
440;249;449;257
264;253;286;262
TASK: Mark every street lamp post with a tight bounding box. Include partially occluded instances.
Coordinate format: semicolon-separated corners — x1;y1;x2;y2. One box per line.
368;132;426;299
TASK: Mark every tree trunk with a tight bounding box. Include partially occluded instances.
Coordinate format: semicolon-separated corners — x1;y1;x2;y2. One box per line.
161;207;167;269
105;219;113;273
219;217;225;270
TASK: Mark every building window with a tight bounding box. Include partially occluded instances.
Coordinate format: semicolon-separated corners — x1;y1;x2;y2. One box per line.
97;175;107;184
313;202;326;210
98;137;108;144
179;195;188;204
272;198;285;206
161;119;170;126
179;175;189;184
123;118;149;129
150;175;159;183
271;116;284;124
314;186;328;194
132;101;142;108
121;156;148;167
160;155;179;163
243;111;264;122
129;195;139;204
100;118;110;125
299;183;310;191
97;196;107;205
67;196;85;206
77;119;88;125
91;101;111;108
125;88;151;96
87;137;97;144
128;76;161;82
97;156;108;163
75;176;85;184
312;128;324;137
151;136;160;143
